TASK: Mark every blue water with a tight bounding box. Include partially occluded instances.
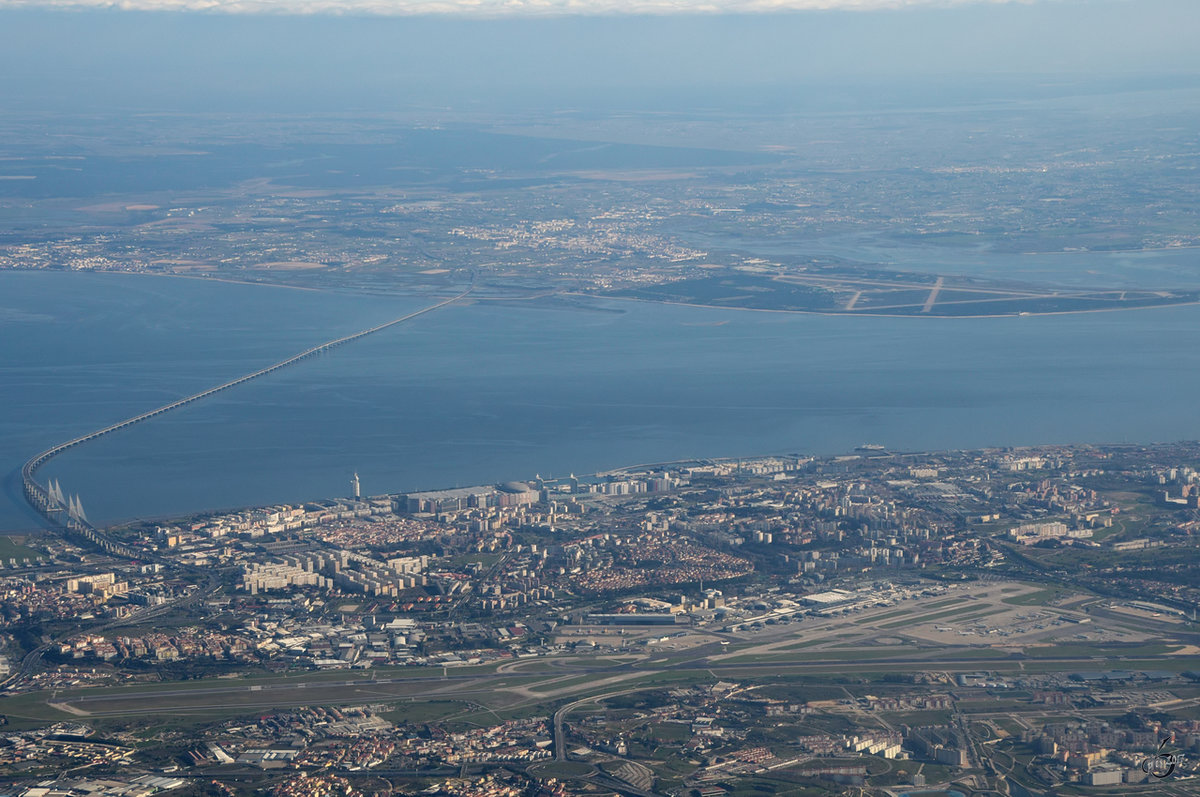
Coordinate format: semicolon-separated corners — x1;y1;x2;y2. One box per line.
5;270;1200;530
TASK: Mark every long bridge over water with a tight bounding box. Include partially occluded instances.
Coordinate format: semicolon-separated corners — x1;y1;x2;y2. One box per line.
22;288;472;554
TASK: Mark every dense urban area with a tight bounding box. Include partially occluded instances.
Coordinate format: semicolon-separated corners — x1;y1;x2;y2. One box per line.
3;442;1200;796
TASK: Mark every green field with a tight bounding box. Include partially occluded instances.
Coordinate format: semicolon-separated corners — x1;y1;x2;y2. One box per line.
879;605;1007;629
719;646;923;664
778;638;830;651
878;708;954;725
992;717;1028;736
0;536;44;562
1023;642;1181;659
1002;586;1074;606
528;761;594;779
380;700;470;724
3;638;1195;731
858;607;914;624
857;597;964;625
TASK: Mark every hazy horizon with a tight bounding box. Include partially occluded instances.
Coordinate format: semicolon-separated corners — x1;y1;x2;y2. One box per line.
2;0;1199;113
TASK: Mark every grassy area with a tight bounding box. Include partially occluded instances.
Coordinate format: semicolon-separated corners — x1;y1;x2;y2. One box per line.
523;673;613;695
1169;703;1200;720
646;751;701;778
878;709;954;725
1089;524;1125;542
452;701;551;726
444;552;504;569
794;756;883;775
32;661;509;703
431;668;709;726
939;647;1022;659
558;655;639;669
379;700;468;724
0;663;578;721
958;699;1035;714
0;693;282;729
1023;642;1178;658
1035;715;1086;725
925;597;974;610
7;638;1190;730
0;535;44;561
721;653;1194;678
778;638;830;651
941;608;1012;625
63;680;475;715
752;684;850;702
1003;586;1075;606
992;717;1027;736
709;655;1184;679
528;761;594;778
0;695;76;728
719;647;921;664
645;721;693;743
858;608;915;624
878;605;1006;629
907;762;958;784
856;597;963;625
1013;657;1200;673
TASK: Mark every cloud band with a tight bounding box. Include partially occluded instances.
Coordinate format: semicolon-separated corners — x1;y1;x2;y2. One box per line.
0;0;1039;16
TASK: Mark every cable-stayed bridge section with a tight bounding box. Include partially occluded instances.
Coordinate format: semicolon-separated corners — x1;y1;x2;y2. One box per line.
22;288;471;556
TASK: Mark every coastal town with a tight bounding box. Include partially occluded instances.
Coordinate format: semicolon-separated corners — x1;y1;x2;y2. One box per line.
2;442;1199;795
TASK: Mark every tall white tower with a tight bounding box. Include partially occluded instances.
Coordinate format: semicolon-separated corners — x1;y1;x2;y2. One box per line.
352;472;361;500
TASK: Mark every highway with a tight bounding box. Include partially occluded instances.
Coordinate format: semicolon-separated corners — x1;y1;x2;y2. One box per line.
553;686;646;762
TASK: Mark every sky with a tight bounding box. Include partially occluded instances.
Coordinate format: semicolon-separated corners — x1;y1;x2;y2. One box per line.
0;0;1077;13
0;0;1197;113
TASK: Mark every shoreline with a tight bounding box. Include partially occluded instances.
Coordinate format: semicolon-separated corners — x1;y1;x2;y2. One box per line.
5;267;1199;320
7;268;1200;533
580;292;1200;320
16;285;473;546
84;438;1199;534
